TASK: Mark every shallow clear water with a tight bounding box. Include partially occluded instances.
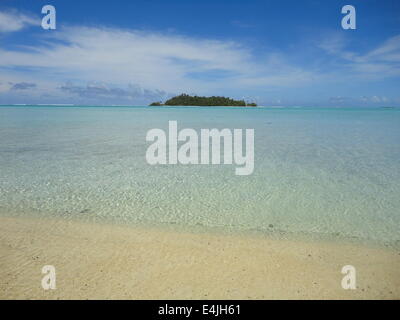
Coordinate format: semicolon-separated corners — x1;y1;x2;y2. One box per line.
1;106;399;246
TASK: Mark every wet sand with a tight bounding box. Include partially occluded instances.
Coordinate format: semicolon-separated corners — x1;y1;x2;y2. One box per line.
0;216;399;299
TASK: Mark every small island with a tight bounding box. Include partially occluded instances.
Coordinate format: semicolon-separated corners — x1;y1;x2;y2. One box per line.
149;94;257;107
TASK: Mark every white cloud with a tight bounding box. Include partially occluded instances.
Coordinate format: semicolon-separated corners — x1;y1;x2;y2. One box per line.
319;34;400;79
0;11;38;33
361;95;389;103
318;34;346;55
0;25;316;98
1;12;400;105
60;81;169;101
365;35;400;62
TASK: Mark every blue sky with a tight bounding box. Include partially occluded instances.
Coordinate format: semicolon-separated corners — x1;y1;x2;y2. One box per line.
0;0;399;106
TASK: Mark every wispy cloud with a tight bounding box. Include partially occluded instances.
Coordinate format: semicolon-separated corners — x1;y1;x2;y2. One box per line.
0;25;316;98
364;35;400;63
10;82;37;90
60;82;169;102
328;95;391;106
0;10;38;33
1;9;400;105
361;95;389;103
329;96;349;104
319;33;400;79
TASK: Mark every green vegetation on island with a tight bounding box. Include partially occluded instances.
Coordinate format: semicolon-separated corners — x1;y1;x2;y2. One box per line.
149;94;257;107
149;102;163;106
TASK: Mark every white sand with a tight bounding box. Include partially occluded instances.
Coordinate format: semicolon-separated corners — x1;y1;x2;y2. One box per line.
0;216;399;299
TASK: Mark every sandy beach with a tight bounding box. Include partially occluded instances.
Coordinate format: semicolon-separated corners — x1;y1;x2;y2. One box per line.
0;215;399;300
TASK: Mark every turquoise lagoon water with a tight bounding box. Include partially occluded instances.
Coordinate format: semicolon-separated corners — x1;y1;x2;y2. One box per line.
0;106;399;246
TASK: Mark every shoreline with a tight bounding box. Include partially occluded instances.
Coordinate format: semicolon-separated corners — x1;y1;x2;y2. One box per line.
1;215;399;299
2;210;398;251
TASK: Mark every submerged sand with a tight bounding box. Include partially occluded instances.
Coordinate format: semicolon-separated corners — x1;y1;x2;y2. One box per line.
0;215;399;300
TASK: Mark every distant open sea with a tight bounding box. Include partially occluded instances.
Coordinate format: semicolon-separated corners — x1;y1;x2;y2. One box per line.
1;105;399;247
